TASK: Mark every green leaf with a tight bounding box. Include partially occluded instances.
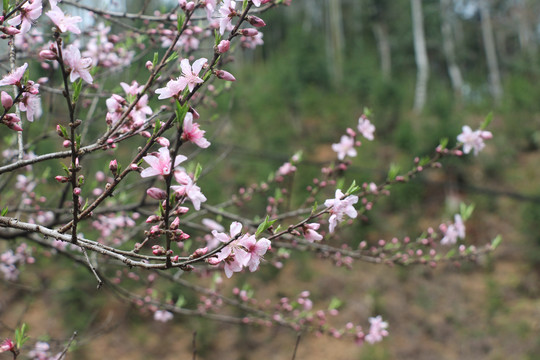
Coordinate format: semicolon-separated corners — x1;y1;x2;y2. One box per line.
15;323;29;348
387;163;400;181
459;203;475;221
480;112;493;130
255;215;277;236
153;119;161;135
59;124;69;139
175;296;186;308
177;12;186;31
491;235;502;250
72;79;83;103
242;0;248;11
194;163;202;181
175;101;189;126
214;30;222;46
328;297;343;310
167;51;179;65
1;206;8;216
439;137;449;150
418;156;430;167
311;201;318;214
152;52;159;68
363;107;372;118
3;0;9;12
75;134;82;151
346;180;360;195
445;248;456;259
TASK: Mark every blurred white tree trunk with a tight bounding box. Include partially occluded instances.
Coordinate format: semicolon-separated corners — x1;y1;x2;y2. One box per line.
373;22;392;81
478;0;503;105
327;0;345;88
411;0;429;113
440;0;464;98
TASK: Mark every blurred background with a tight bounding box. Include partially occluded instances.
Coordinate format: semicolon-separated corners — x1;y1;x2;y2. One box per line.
2;0;540;359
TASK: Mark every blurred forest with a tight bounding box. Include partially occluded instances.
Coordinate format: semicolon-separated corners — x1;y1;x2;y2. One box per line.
2;0;540;359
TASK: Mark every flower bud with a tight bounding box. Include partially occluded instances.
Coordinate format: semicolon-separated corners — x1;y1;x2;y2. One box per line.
63;140;72;148
146;187;167;200
145;61;153;71
247;15;266;27
215;70;236;82
156;137;170;147
217;40;230;54
39;49;57;61
1;91;13;109
146;215;160;223
1;26;21;35
239;28;259;37
207;257;221;265
109;159;118;173
55;175;70;183
192;247;208;258
73;187;81;195
186;1;195;11
170;216;180;230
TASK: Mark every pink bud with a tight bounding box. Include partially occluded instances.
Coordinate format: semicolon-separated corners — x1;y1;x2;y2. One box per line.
146;215;160;223
192;247;208;258
215;70;236;82
170;216;180;230
207;257;221;265
156;137;170;147
55;175;70;183
109;159;118;173
217;40;230;54
73;187;81;195
147;187;167;200
145;61;153;71
186;1;195;11
1;26;21;35
39;49;57;61
247;15;266;27
1;91;13;109
240;28;259;37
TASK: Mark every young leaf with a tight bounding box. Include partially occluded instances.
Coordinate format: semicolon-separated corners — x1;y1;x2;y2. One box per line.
363;106;372;118
152;52;159;68
480;112;493;130
194;163;202;181
491;235;502;250
346;180;360;195
177;12;186;31
214;30;222;46
328;297;343;310
439;137;449;150
1;206;8;216
387;163;400;181
459;203;475;221
72;79;83;103
175;101;189;126
255;215;276;236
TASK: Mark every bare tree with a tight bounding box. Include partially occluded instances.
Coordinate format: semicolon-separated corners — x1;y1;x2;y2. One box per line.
440;0;464;98
478;0;503;105
411;0;429;113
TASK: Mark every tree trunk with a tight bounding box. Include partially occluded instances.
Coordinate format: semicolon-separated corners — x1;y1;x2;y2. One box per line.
479;0;503;105
326;0;345;88
373;22;392;81
411;0;429;113
440;0;464;98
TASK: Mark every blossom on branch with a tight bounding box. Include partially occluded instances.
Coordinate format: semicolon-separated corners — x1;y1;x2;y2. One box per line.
440;214;466;246
457;125;492;156
182;112;210;148
180;58;207;92
140;147;187;178
0;63;28;87
365;316;389;344
324;189;358;233
332;135;357;160
46;5;82;34
63;45;93;84
357;116;375;141
219;0;237;35
7;0;42;34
